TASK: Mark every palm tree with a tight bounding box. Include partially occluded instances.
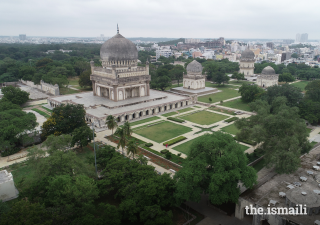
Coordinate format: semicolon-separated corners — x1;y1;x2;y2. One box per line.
115;127;126;155
123;121;132;137
127;138;139;159
106;115;118;136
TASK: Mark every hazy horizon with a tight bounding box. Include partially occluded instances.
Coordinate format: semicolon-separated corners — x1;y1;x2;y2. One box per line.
1;0;320;39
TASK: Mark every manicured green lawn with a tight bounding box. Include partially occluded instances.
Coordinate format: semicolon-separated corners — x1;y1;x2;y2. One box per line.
173;135;249;155
207;107;236;115
173;136;203;155
162;107;194;117
134;121;192;143
290;81;309;91
307;128;313;133
198;86;240;103
68;77;79;85
220;98;251;112
180;111;229;125
130;116;161;126
221;123;239;135
228;80;251;85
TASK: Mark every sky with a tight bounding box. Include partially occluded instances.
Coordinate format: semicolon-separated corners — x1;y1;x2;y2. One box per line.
1;0;320;39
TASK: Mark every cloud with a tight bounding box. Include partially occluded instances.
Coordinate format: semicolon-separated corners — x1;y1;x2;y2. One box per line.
1;0;320;39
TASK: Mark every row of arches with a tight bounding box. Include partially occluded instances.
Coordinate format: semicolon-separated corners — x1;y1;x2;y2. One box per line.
96;86;145;101
183;80;205;89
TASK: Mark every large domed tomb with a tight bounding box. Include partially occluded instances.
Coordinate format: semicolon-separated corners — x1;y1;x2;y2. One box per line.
256;66;279;88
90;31;151;102
183;60;205;90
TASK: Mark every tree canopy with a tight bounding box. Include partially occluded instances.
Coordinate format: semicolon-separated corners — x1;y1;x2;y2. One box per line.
1;86;29;105
238;84;264;103
174;132;257;205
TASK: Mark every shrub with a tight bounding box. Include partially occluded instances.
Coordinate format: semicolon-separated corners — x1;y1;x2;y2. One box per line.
167;117;185;123
160;149;169;154
225;117;238;123
1;147;20;157
163;136;187;146
145;143;153;147
177;153;181;157
165;152;172;159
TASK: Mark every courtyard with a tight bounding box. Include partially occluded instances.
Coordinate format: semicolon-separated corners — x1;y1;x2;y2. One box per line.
180;110;229;125
133;121;192;143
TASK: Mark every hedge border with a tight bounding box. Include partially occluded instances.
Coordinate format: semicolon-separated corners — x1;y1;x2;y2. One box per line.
167;117;185;123
163;136;187;146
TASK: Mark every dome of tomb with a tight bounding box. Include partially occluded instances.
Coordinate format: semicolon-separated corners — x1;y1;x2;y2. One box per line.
241;49;255;60
100;33;138;62
261;66;276;75
187;60;203;73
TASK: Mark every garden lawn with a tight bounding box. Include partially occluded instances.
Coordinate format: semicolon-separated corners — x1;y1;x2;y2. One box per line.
221;123;239;135
290;81;309;91
180;111;229;125
173;135;249;155
130;116;161;126
162;107;194;117
228;80;251;85
60;87;81;95
198;86;240;103
220;98;251;112
134;121;192;143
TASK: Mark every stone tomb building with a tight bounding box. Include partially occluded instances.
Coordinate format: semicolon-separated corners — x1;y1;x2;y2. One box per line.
239;49;255;78
0;170;19;202
47;30;194;127
256;66;279;88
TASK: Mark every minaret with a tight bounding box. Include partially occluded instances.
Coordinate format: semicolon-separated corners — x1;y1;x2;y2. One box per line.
117;24;119;34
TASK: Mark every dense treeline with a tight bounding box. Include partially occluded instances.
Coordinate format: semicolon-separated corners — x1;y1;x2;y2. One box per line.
254;61;320;81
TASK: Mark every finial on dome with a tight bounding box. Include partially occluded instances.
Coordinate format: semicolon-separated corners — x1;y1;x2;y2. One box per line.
117;24;119;34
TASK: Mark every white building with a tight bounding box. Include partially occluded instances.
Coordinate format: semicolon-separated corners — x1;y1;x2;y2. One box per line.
256;66;278;88
156;46;173;59
0;170;19;202
185;38;201;43
239;49;255;78
183;60;205;89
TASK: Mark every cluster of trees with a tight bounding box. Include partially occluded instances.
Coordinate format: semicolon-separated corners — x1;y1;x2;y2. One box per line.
237;81;320;173
254;61;320;81
0;87;37;156
203;59;239;85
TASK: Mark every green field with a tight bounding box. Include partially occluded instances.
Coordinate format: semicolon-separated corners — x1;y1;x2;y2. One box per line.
198;85;240;103
134;121;192;143
220;98;251;111
130;116;161;126
162;107;194;117
60;87;81;95
221;123;239;135
173;135;249;155
228;80;252;85
180;111;229;125
290;81;309;91
207;107;236;115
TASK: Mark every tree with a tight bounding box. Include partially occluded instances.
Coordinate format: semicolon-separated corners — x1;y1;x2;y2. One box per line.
79;69;92;87
235;97;311;174
105;115;118;136
41;104;86;138
71;125;94;148
278;73;295;83
1;86;29;105
238;83;264;103
261;84;303;107
231;72;245;82
203;62;218;80
126;138;139;159
0;200;9;219
170;65;185;86
123;121;132;137
305;80;320;102
0;200;52;225
0;99;37;154
298;99;320;125
114;127;126;155
291;53;299;58
155;68;171;91
42;134;72;154
209;97;212;104
174;132;257;205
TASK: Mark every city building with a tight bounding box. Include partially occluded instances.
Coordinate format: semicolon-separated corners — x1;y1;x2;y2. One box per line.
256;66;278;88
47;29;194;127
296;33;301;42
301;33;308;42
239;49;255;78
266;42;274;49
19;34;26;40
156;46;173;59
185;38;201;43
192;51;202;58
283;39;294;44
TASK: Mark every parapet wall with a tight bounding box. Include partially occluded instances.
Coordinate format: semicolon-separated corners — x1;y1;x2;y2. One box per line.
20;80;59;95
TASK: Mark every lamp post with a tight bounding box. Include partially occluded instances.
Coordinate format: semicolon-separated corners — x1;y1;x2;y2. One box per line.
91;122;98;177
